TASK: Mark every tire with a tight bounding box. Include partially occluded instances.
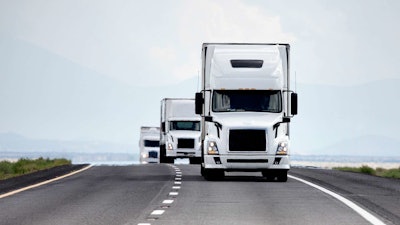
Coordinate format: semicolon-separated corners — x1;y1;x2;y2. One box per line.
202;168;224;181
166;157;175;164
262;170;276;181
276;170;288;182
189;157;201;164
159;145;167;163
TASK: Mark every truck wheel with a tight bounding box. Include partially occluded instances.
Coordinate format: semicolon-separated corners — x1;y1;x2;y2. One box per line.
262;170;275;181
189;157;201;164
276;170;288;182
166;157;175;164
203;169;224;181
159;145;166;163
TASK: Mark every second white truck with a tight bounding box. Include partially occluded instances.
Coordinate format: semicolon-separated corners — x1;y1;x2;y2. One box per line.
160;98;201;164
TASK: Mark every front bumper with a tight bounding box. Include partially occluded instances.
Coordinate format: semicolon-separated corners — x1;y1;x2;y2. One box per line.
203;154;290;171
166;149;201;158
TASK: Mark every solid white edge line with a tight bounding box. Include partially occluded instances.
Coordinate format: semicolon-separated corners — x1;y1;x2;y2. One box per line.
288;175;386;225
0;165;93;199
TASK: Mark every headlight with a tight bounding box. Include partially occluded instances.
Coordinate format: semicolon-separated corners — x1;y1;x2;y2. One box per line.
207;141;219;155
141;152;148;158
276;142;288;155
167;143;173;150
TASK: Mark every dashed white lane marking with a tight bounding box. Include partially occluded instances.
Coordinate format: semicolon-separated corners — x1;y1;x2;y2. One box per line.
289;175;386;225
169;192;179;196
0;165;93;199
138;165;182;225
150;210;165;216
163;199;174;204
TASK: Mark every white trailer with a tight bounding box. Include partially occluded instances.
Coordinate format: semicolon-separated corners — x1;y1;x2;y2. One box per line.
195;43;298;181
139;126;160;164
160;98;201;164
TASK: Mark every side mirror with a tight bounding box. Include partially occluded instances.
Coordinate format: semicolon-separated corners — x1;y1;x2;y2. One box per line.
195;92;203;115
291;93;298;115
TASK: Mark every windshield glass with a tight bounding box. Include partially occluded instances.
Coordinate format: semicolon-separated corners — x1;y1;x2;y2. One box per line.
144;140;159;147
170;121;200;131
212;90;282;112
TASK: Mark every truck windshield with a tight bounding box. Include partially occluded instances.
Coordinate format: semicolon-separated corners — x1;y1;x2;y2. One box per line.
170;121;200;131
144;140;159;147
212;90;282;112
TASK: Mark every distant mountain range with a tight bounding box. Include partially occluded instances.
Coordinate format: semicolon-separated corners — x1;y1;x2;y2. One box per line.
1;35;400;158
0;132;133;153
291;79;400;156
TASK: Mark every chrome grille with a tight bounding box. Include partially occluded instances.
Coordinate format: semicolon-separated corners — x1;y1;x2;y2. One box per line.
177;138;195;149
229;129;266;151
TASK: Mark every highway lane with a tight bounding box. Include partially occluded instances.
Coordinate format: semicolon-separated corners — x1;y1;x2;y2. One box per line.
0;164;397;225
289;167;400;225
0;165;176;225
151;165;377;225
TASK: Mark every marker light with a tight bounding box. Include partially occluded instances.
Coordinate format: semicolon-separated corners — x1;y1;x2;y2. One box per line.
167;143;173;150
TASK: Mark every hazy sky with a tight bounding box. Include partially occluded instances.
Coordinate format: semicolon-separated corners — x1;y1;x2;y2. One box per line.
1;0;399;87
1;0;400;154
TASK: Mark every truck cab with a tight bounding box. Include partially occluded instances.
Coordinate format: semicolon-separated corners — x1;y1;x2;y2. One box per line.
139;126;160;164
195;43;298;181
160;98;202;164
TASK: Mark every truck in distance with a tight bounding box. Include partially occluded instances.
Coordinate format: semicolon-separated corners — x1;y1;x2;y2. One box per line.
195;43;298;181
160;98;201;164
139;126;160;164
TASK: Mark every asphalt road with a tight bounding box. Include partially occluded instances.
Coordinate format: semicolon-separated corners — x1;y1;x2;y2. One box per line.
0;164;398;225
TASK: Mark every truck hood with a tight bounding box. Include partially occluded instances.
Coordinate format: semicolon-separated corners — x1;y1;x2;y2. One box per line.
212;112;282;129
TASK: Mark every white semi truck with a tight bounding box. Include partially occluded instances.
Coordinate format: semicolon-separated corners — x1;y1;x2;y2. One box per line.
139;126;160;164
160;98;201;164
195;43;298;181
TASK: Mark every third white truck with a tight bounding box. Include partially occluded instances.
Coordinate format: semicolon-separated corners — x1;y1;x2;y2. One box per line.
139;126;160;164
